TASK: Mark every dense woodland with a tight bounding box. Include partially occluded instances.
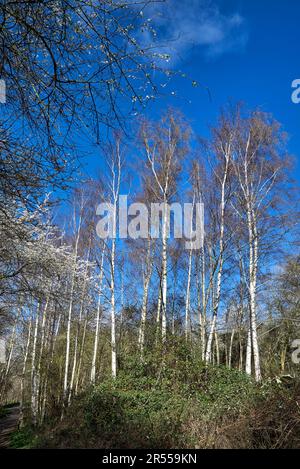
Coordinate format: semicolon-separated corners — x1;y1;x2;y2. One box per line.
0;0;300;449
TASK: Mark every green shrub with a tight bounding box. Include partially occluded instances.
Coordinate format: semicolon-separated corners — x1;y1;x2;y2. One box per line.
33;354;300;449
10;427;36;448
85;382;187;448
81;364;259;448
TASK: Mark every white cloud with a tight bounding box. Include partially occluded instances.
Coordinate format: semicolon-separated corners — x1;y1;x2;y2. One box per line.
143;0;248;63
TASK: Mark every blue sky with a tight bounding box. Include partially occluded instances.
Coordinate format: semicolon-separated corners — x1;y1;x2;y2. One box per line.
80;0;300;186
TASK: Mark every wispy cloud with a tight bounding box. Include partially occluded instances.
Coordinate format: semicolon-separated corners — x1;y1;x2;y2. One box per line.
144;0;248;63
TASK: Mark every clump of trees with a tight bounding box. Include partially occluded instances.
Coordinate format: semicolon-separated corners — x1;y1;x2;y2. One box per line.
0;107;299;431
0;1;299;448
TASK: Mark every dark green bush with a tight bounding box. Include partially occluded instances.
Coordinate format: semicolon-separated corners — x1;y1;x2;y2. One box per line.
33;345;300;449
10;426;36;448
85;382;187;448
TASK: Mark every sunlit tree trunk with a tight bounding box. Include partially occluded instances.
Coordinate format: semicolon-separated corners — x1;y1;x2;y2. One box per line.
91;246;105;384
185;247;193;341
0;310;19;402
31;301;40;426
42;311;61;418
36;294;50;420
20;314;32;427
161;199;168;343
142;117;186;345
75;313;88;394
110;236;117;378
206;149;230;363
245;325;252;376
107;138;122;379
68;242;91;404
241;139;261;382
63;202;82;411
155;275;162;344
138;239;153;357
228;329;235;369
248;210;261;381
199;246;207;361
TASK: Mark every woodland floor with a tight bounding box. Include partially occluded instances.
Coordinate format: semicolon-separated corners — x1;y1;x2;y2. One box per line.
0;404;20;448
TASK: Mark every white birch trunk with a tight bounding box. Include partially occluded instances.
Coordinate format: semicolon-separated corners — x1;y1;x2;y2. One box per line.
205;148;230;363
138;240;153;357
185;247;193;341
68;243;91;404
249;213;261;381
20;315;32;427
91;247;105;384
75;313;88;394
31;302;40;426
214;330;220;365
90;293;102;385
228;328;235;369
155;281;162;344
161;201;168;343
0;310;19;402
200;247;206;361
63;206;82;408
111;234;117;379
245;325;252;376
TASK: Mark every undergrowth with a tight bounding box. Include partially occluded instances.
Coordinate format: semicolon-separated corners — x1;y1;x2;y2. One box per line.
12;342;300;449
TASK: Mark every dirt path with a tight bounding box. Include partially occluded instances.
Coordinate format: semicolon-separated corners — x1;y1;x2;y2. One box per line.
0;405;20;449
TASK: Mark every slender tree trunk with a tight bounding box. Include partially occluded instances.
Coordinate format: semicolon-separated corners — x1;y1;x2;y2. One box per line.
31;302;40;426
250;214;261;382
63;207;82;411
68;243;91;404
161;201;168;343
138;240;153;357
0;310;19;402
110;219;117;378
20;315;32;427
37;295;51;406
205;153;230;363
171;276;177;336
75;314;88;394
107;141;122;379
239;339;243;371
245;324;252;376
245;199;261;381
90;247;105;384
185;247;193;342
228;329;235;369
90;294;102;384
280;347;287;372
40;311;61;424
155;278;162;345
63;275;75;407
200;246;207;361
214;330;220;365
